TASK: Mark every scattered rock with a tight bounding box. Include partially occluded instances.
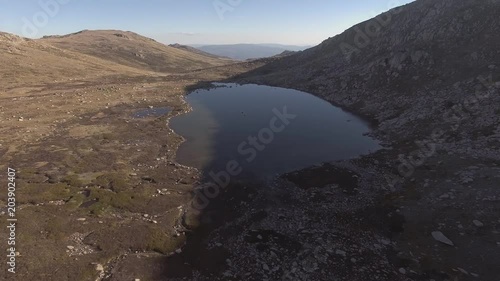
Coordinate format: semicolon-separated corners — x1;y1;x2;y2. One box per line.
380;239;391;245
472;220;484;227
335;250;347;257
399;268;407;274
432;231;454;246
95;264;104;271
457;267;469;275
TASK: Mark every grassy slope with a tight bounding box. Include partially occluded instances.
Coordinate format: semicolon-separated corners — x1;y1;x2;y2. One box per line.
0;32;148;88
40;30;233;73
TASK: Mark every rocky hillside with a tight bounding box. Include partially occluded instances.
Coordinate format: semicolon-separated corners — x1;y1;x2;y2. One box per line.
41;30;231;73
236;0;500;159
225;1;500;279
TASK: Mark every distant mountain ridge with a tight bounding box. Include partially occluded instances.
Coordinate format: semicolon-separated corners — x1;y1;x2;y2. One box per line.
168;43;231;60
191;43;311;60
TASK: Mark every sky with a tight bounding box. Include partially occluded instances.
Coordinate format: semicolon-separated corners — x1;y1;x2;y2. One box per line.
0;0;415;46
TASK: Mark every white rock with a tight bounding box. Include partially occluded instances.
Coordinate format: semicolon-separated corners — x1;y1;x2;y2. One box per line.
432;231;454;246
67;246;75;250
399;268;406;274
96;264;104;271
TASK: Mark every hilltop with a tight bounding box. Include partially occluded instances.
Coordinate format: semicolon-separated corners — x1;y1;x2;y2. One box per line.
0;31;146;88
40;30;233;73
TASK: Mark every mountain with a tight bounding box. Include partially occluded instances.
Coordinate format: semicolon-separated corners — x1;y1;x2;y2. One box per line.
236;0;499;145
192;43;311;60
40;30;231;73
227;0;500;278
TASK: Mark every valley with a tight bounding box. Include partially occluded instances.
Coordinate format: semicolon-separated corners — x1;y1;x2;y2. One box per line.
1;0;499;280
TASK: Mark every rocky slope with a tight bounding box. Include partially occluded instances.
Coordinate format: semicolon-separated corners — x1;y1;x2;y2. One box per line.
211;0;500;280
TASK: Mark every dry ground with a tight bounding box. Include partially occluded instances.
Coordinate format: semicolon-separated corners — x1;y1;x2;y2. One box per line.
0;59;266;281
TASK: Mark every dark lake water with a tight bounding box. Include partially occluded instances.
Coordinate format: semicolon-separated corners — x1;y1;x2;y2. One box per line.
170;83;380;180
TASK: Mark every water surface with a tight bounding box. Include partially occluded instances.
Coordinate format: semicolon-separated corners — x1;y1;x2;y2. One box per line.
170;83;380;180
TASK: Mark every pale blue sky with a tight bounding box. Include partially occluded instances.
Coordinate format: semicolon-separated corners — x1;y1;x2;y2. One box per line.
0;0;415;45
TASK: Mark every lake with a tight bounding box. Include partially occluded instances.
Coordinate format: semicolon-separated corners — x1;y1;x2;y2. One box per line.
170;83;380;180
